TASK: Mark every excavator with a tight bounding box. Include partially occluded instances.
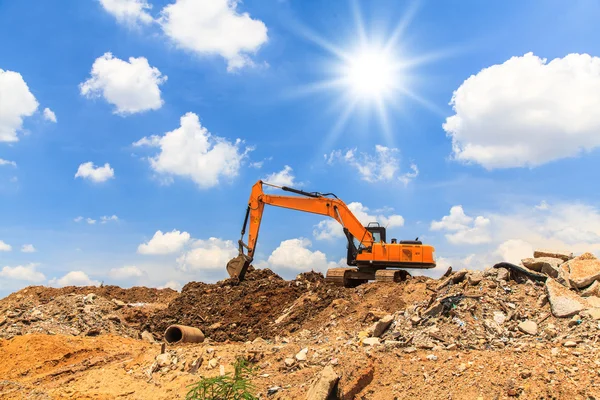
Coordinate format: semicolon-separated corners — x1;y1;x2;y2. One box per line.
226;180;436;287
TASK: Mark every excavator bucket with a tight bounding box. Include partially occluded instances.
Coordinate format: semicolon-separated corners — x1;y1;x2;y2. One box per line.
226;254;252;281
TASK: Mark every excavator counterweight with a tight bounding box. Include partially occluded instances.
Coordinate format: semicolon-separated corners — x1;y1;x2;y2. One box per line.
227;180;436;287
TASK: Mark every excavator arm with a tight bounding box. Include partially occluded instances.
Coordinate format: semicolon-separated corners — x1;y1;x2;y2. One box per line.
227;180;374;280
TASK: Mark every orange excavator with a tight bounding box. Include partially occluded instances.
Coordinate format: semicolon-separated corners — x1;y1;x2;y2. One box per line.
226;180;436;287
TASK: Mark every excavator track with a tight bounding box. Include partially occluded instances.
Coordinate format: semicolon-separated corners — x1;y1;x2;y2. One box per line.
375;269;411;283
325;268;370;288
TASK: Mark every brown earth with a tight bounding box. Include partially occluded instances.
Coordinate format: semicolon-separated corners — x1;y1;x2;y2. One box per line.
2;263;600;399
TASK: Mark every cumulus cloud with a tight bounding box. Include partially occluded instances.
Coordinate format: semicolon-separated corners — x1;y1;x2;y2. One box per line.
267;238;343;272
98;0;153;25
444;53;600;169
177;237;237;271
43;108;57;123
313;202;404;241
138;230;191;255
86;218;97;225
430;206;491;245
0;159;17;167
80;53;167;115
158;0;268;71
262;165;297;187
21;244;36;253
0;263;45;282
0;69;39;142
0;240;12;251
75;162;115;183
49;271;100;287
134;112;250;188
108;265;145;279
326;145;417;184
100;215;119;223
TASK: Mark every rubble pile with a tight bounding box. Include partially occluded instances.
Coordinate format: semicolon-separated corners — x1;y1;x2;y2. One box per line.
146;269;350;342
0;286;174;339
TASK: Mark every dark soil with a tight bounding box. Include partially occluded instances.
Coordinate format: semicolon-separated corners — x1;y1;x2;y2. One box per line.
146;268;350;341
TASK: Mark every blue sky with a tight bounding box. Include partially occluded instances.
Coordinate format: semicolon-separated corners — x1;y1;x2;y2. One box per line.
2;0;600;296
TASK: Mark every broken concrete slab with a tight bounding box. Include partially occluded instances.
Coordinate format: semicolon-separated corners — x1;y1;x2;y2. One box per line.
466;271;483;286
546;278;587;317
557;264;571;288
339;363;374;400
496;268;510;282
369;314;394;338
435;269;468;290
521;257;563;273
581;281;600;297
565;259;600;289
534;249;573;262
306;365;339;400
582;308;600;320
576;252;597;261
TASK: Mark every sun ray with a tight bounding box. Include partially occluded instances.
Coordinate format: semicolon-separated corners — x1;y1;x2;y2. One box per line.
350;0;368;46
384;0;421;52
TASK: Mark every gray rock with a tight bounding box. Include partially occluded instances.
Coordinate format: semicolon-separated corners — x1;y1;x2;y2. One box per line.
306;365;339;400
518;320;538;335
370;314;394;337
496;268;510;282
546;278;587;317
284;358;295;367
467;271;483;286
295;348;308;361
522;257;563;274
493;311;506;325
534;249;573;262
563;341;577;347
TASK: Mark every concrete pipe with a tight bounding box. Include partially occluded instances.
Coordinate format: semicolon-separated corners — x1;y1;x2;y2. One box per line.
164;325;205;344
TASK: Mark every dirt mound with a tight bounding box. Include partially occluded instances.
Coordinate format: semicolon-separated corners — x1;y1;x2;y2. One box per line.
146;268;350;341
0;285;177;307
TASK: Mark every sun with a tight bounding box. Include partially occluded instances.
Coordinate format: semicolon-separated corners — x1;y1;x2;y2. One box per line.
343;47;399;100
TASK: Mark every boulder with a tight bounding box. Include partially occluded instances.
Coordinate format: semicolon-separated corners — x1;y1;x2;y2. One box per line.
581;281;600;297
141;331;155;343
586;296;600;308
557;264;572;288
156;353;172;367
545;278;587;317
534;249;573;262
466;271;483;286
306;365;339;400
521;257;563;274
369;314;394;337
496;268;510;282
541;262;560;279
518;320;538;335
576;252;597;260
583;308;600;320
566;259;600;288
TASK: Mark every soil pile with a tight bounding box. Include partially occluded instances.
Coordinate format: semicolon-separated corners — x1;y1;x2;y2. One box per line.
146;268;350;341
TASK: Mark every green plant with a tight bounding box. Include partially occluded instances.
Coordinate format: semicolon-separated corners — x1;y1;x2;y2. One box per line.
185;358;257;400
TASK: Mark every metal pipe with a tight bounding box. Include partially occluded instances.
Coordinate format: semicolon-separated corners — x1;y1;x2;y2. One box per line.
164;325;205;344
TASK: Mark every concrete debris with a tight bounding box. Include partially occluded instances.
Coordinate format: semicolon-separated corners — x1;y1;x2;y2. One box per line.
141;331;155;343
581;280;600;297
284;358;296;367
362;337;380;346
306;365;339;400
533;249;573;262
546;278;587;317
496;268;510;282
521;257;563;274
369;314;394;337
564;259;600;289
466;271;483;286
156;353;172;367
296;347;308;361
517;320;538;336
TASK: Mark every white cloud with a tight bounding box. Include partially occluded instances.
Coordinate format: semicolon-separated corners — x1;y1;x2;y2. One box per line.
326;145;417;184
158;0;268;71
108;265;145;279
0;159;17;167
0;263;45;282
80;52;167;114
0;69;39;142
262;165;297;187
535;200;550;211
430;206;491;245
49;271;100;287
494;239;533;265
313;202;404;241
86;218;97;225
100;215;119;223
134;112;250;188
74;216;84;223
75;162;115;183
21;244;36;253
0;240;12;252
177;237;237;270
98;0;153;25
138;229;191;255
444;53;600;169
159;280;182;291
43;108;57;123
267;238;341;272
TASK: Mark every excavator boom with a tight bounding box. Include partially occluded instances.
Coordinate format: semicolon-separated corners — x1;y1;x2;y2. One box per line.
227;180;436;286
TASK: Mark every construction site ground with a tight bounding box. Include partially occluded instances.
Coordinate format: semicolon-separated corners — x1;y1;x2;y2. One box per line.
2;260;600;399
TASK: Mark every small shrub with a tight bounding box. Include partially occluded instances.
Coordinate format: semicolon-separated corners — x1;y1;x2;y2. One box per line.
185;358;257;400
